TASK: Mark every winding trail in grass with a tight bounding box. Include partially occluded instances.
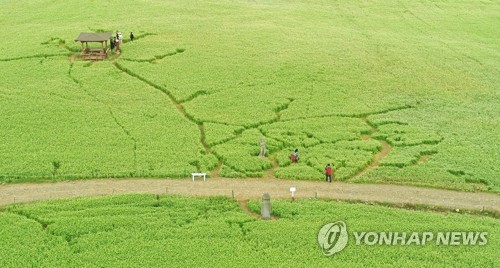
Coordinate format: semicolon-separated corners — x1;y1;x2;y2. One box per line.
352;141;392;179
351;117;393;179
1;178;498;214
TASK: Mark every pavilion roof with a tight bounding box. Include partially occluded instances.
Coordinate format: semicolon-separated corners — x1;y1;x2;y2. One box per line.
74;32;113;42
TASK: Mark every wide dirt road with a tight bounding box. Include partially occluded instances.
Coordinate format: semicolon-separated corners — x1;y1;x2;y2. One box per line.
1;178;499;212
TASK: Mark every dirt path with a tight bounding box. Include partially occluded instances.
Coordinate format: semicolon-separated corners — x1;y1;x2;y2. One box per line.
1;178;498;213
352;141;392;179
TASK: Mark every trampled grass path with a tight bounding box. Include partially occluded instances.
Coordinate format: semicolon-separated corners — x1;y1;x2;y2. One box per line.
1;178;498;214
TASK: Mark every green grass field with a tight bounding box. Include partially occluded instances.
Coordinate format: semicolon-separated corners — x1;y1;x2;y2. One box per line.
0;0;498;191
0;194;497;267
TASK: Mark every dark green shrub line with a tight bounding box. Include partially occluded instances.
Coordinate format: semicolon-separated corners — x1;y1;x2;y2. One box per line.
114;62;175;98
352;104;416;118
202;149;225;170
272;98;295;113
198;123;212;154
67;63;81;85
41;37;80;53
209;152;242;173
51;161;61;177
189;160;202;173
227;219;255;236
121;58;156;63
279;104;415;123
380;162;407;168
211;151;271;175
448;170;466;176
257;131;294;149
206;135;239;147
0;53;71;62
224;99;298;130
8;209;53;229
154;51;177;59
9;208;116;244
121;48;185;63
345;143;385;178
202;119;246;128
41;37;66;45
391;138;444;147
371;120;409;127
420;149;438;155
113;61;202;126
360;117;379;131
178;90;209;103
122;32;156;44
464;177;490;186
242;117;279;129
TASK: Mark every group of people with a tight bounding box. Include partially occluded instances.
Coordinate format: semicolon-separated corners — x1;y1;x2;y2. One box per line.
110;30;135;54
290;148;335;183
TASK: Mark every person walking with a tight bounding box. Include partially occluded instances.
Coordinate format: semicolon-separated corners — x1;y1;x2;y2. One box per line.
325;163;333;183
130;32;134;41
114;37;120;53
116;31;123;45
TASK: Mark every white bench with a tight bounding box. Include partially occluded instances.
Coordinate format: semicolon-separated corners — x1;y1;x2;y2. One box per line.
191;173;206;182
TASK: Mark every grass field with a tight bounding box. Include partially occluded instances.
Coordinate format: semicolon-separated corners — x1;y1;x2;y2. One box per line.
0;0;498;192
0;194;497;267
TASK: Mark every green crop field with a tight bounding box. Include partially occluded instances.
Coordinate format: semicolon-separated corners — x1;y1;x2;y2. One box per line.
0;194;497;267
0;0;499;192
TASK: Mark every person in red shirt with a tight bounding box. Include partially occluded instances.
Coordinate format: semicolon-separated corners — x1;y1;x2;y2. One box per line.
325;163;333;183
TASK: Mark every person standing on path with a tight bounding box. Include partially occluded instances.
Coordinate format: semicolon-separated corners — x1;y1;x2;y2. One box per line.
114;37;120;53
325;163;333;183
116;31;123;45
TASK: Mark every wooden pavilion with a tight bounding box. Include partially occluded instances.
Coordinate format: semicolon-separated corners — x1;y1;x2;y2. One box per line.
74;32;113;61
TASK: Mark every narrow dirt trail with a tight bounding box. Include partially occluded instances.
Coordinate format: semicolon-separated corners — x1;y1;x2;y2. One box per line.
1;178;498;213
351;118;393;179
352;141;392;179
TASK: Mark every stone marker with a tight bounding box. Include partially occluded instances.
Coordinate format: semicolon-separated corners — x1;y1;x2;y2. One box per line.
261;192;272;220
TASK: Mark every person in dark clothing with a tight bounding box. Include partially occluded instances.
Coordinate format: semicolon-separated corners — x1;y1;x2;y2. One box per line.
130;32;134;41
110;37;115;50
325;163;333;183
